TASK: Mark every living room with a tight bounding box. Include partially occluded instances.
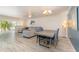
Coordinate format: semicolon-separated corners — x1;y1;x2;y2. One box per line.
0;6;77;52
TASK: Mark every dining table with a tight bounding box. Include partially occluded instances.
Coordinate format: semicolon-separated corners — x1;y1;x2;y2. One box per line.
35;30;55;48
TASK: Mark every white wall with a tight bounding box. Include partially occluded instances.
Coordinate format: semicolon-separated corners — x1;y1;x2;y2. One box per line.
0;7;21;17
26;11;68;36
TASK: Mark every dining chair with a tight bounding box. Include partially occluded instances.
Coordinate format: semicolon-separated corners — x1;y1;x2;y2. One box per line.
38;28;59;48
53;28;59;48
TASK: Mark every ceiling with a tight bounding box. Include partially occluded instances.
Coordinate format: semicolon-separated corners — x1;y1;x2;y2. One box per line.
0;6;69;19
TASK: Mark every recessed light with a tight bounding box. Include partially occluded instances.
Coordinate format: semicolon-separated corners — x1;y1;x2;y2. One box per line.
28;10;32;18
28;14;32;18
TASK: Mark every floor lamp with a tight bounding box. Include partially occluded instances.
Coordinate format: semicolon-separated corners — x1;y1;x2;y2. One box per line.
62;20;75;38
62;20;68;38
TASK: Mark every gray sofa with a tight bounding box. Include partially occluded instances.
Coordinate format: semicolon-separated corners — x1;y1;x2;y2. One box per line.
22;27;43;38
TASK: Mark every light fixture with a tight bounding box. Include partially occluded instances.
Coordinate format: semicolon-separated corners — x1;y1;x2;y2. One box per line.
43;10;52;15
68;20;75;28
62;20;68;29
62;20;68;38
48;10;52;14
28;14;32;18
28;10;32;18
62;20;75;38
62;20;75;29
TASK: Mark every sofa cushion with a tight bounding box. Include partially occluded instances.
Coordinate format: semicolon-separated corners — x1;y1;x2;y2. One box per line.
22;30;35;37
29;27;43;32
22;27;43;38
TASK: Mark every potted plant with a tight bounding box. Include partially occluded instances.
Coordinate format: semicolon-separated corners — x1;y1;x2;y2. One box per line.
0;20;12;32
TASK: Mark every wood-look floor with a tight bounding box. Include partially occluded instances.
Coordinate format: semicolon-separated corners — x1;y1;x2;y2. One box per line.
0;31;75;52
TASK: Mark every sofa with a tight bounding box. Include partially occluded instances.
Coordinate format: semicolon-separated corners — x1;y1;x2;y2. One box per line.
22;27;43;38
